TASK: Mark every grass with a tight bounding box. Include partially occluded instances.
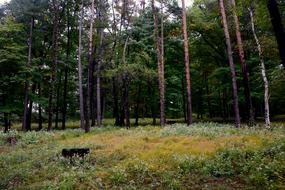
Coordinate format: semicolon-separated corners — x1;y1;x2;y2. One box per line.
0;123;285;189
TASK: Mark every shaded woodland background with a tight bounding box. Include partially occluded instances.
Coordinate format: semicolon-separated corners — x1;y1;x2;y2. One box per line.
0;0;285;132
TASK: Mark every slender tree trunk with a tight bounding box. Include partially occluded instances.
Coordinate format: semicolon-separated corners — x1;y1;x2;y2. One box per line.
181;73;187;122
62;2;71;130
219;0;241;128
113;77;120;126
101;85;106;120
48;0;59;131
96;26;104;128
91;74;96;126
55;71;62;129
78;0;85;130
249;7;271;127
110;0;120;127
152;0;165;127
182;0;193;125
230;0;254;123
8;114;11;130
123;79;131;129
122;36;131;129
86;0;95;132
267;0;285;68
27;84;36;131
62;68;68;130
22;17;34;131
135;83;141;126
4;113;8;133
160;1;166;126
38;83;42;130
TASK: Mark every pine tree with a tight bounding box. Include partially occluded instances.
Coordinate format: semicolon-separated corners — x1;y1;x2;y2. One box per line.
219;0;240;128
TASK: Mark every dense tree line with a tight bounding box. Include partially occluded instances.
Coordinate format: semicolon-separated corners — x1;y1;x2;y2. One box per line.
0;0;285;132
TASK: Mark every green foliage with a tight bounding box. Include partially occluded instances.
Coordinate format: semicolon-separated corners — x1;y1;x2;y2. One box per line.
0;124;284;189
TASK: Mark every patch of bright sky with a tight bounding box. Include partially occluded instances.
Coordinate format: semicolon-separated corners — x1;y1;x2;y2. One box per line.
0;0;8;5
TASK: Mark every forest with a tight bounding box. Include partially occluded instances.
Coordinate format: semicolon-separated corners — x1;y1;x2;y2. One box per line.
0;0;285;189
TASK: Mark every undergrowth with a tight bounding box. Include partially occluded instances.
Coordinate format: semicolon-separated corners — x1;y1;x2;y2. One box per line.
0;123;284;189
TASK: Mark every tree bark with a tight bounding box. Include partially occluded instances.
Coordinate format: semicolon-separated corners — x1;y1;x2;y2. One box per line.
123;78;130;129
113;77;120;126
230;0;254;123
101;87;106;121
62;1;71;130
85;0;94;131
48;0;59;131
26;84;36;131
96;25;104;128
38;83;42;130
134;83;141;126
160;1;166;126
55;71;62;129
267;0;285;68
152;0;165;127
86;0;95;132
219;0;241;128
181;73;187;122
122;36;131;129
22;17;34;131
78;0;85;130
249;7;271;127
182;0;193;125
62;67;68;130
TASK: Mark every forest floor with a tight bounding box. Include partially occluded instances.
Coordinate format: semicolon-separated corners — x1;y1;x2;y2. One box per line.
0;123;285;189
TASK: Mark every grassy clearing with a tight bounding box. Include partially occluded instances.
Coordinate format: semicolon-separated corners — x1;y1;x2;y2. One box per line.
0;123;285;189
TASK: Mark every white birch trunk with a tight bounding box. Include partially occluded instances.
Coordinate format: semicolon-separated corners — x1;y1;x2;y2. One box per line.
249;8;271;127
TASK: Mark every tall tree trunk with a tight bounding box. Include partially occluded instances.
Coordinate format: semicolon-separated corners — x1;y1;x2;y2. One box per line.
27;84;36;131
48;0;59;131
96;25;104;128
110;0;120;127
101;86;106;120
113;77;120;126
86;0;95;132
160;1;166;126
123;79;130;129
152;0;165;127
219;0;241;128
122;36;131;129
182;0;193;125
230;0;254;123
78;0;85;130
86;0;95;131
267;0;285;68
134;83;141;126
62;1;71;130
38;83;42;130
55;71;62;129
249;7;271;127
62;68;68;130
181;73;187;122
22;17;34;131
